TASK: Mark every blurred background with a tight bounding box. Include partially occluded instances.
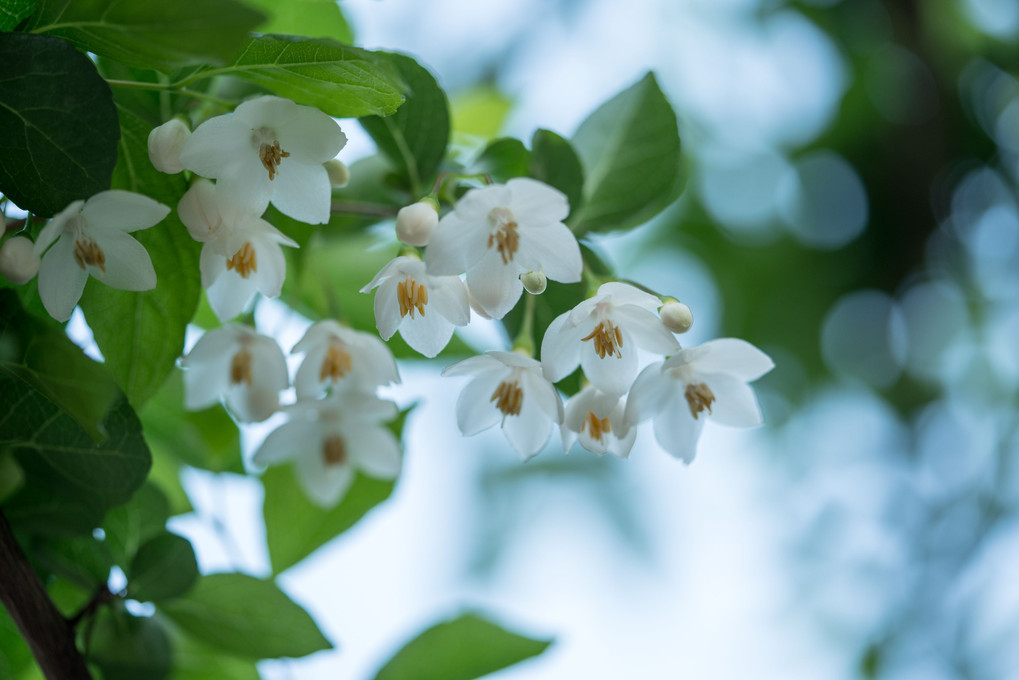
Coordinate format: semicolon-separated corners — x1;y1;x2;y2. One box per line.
165;0;1019;677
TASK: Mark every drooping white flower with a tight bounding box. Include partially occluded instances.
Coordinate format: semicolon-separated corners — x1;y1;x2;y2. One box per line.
623;338;774;463
178;95;346;225
34;191;169;322
442;351;564;459
253;394;402;507
395;200;438;247
0;236;41;285
541;282;681;396
147;119;191;174
425;178;582;319
181;324;289;423
562;386;636;458
292;319;400;400
177;180;297;322
360;256;470;358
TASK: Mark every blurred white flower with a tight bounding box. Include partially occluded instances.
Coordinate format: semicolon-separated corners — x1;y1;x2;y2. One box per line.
147;119;191;174
34;191;169;322
177;180;297;322
292;319;400;399
624;338;774;463
253;394;402;507
541;282;680;396
0;236;41;285
178;95;346;224
425;178;582;319
443;350;563;459
181;324;289;423
562;386;635;458
361;255;470;358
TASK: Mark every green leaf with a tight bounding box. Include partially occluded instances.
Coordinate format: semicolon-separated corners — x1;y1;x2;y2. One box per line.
571;72;682;234
33;535;114;589
89;602;172;680
0;608;33;679
79;101;201;408
30;0;266;72
263;466;395;575
529;129;584;219
160;573;332;659
360;53;450;195
0;0;34;30
0;33;119;217
128;532;198;602
165;624;260;680
373;614;552;680
242;0;353;43
450;86;513;140
1;480;105;538
102;482;171;566
196;34;404;118
471;138;530;183
0;450;25;503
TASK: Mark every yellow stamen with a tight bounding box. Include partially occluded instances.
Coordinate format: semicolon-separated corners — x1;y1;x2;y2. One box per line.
581;320;624;359
490;380;523;417
259;140;290;180
397;276;428;318
584;411;612;442
487;220;520;264
684;382;715;419
226;242;257;278
73;238;106;272
230;348;253;385
322;435;347;466
320;342;353;382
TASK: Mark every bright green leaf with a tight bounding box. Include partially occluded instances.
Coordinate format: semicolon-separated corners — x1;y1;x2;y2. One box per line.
191;34;404;118
0;0;34;30
89;602;172;680
165;623;260;680
128;532;198;602
373;614;552;680
471;138;530;184
160;573;332;659
0;607;33;679
46;575;93;619
79;101;201;409
451;86;513;140
243;0;353;43
0;33;119;217
30;0;265;71
571;72;682;234
360;53;450;195
529;129;584;219
102;482;171;567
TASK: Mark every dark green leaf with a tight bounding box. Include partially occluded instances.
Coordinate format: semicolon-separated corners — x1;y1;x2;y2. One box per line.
373;614;552;680
0;450;24;503
89;602;172;680
160;573;332;659
0;33;119;217
571;72;682;234
196;34;404;118
263;466;395;575
102;482;171;566
79;101;201;408
243;0;353;43
1;480;105;537
0;0;34;30
128;532;198;602
33;535;113;589
529;129;584;219
360;53;450;194
30;0;265;71
471;138;530;183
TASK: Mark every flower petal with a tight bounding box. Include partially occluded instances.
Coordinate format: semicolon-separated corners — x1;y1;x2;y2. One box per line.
506;177;569;223
502;389;553;459
466;250;522;320
179;114;251;179
37;236;88;322
253;421;319;465
373;278;402;341
580;332;638;397
598;282;662;311
182;360;229;411
652;390;705;463
623;362;669;428
539;311;587;382
515;222;581;284
294;344;328;400
427;275;471;327
613;306;680;355
35;201;82;255
295;446;355;507
275;104;346;162
177;180;222;242
91;231;156;291
455;371;504;436
348;425;402;479
269;161;332;225
703;372;763;427
398;305;455;358
695;338;775;382
82;190;169;232
442;354;502;378
206;269;257;322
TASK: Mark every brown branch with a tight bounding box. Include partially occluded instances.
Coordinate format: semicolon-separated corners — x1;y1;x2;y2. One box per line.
0;510;92;680
330;200;399;217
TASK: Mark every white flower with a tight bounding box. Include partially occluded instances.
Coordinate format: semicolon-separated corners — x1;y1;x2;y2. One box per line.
623;338;774;463
177;180;297;322
253;394;402;507
178;95;346;225
562;386;636;458
181;324;289;423
147;119;191;174
442;351;564;459
395;200;438;247
34;191;169;322
541;282;681;396
360;256;470;358
0;236;41;285
425;178;582;319
292;319;400;400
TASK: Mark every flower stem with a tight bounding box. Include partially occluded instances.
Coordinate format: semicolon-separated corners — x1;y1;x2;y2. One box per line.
103;79;237;107
329;200;400;218
512;292;537;356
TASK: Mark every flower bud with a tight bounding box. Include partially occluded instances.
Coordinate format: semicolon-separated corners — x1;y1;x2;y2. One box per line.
148;119;191;174
0;236;41;285
395;200;439;247
521;269;547;295
660;300;693;334
324;159;350;188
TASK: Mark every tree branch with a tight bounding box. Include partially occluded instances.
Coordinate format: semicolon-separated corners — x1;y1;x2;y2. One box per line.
0;510;92;679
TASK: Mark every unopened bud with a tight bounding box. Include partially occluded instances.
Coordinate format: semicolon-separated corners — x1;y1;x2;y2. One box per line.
395;200;438;247
0;236;41;285
147;119;191;174
324;159;350;187
660;300;693;334
521;270;547;295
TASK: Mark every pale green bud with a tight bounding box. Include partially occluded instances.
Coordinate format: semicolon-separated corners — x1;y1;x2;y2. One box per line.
521;269;547;295
0;236;40;285
396;200;439;247
325;159;350;188
660;300;693;334
147;119;191;174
